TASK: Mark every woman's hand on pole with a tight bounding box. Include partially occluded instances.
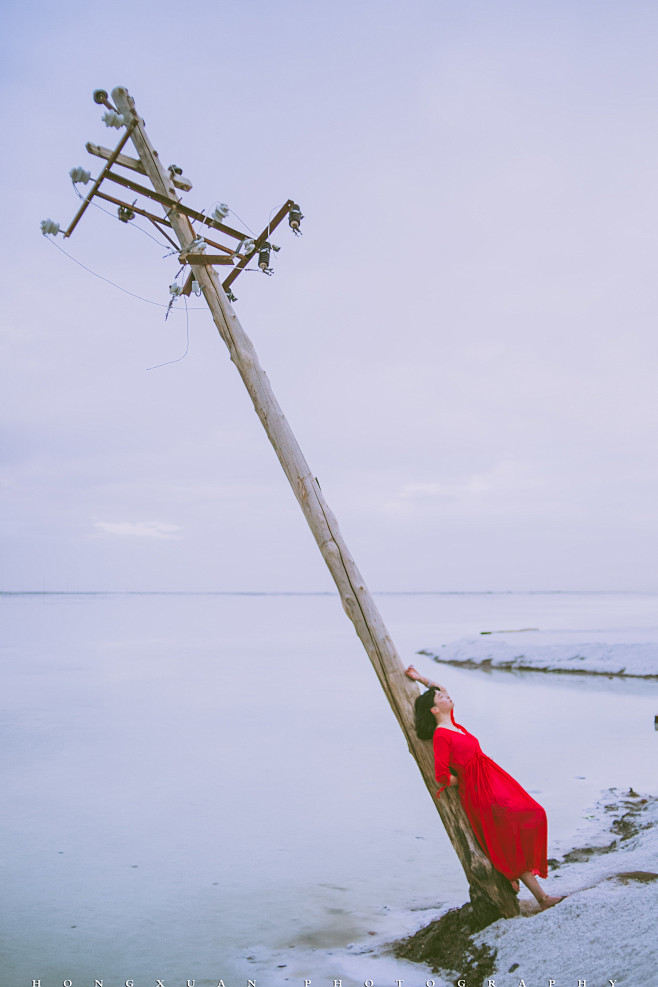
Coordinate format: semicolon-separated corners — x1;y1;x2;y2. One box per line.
405;665;437;690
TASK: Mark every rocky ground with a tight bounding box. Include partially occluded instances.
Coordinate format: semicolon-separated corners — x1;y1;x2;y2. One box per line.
393;787;658;985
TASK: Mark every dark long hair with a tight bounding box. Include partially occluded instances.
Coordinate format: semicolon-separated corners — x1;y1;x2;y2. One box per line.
414;688;438;741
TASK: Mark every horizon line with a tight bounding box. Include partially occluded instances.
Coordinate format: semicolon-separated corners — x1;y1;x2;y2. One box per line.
1;589;655;597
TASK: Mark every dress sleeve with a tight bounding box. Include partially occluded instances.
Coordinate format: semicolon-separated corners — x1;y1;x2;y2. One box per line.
433;731;453;799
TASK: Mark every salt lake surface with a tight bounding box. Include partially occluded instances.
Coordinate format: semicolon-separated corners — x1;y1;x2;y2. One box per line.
1;591;656;986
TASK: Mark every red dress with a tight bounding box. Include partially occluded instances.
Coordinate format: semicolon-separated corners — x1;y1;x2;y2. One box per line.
433;725;548;880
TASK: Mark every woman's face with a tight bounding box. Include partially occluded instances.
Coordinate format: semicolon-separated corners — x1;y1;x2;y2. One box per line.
431;686;454;716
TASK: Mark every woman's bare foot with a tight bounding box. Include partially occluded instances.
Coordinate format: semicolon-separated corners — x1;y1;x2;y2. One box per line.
519;871;566;910
538;894;566;910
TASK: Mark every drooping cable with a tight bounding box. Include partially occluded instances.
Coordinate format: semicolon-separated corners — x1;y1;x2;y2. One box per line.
45;236;169;308
146;296;191;371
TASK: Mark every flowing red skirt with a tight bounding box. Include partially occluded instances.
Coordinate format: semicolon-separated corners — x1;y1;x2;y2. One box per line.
433;726;548;881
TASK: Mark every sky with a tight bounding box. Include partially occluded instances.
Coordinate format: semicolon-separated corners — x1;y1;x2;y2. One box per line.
1;0;658;593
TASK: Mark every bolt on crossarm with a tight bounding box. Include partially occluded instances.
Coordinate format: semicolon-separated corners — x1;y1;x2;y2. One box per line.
117;86;521;920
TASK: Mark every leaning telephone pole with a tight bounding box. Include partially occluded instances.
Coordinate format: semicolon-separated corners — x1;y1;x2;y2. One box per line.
44;85;519;921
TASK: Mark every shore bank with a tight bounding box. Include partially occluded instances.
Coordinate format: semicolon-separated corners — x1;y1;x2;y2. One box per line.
392;787;658;985
420;638;658;679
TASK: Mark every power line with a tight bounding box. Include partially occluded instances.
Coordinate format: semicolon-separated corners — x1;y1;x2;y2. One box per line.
146;297;191;370
45;236;169;307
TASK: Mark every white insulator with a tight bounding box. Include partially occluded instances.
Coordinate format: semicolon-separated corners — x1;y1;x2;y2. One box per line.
169;283;183;297
212;203;230;222
191;280;201;296
70;166;91;184
237;237;255;255
102;110;124;129
40;218;60;236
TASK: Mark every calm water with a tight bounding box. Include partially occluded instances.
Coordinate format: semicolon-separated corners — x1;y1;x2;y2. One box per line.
1;591;656;986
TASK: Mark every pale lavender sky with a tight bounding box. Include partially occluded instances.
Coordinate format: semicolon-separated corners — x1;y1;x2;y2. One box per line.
2;0;657;592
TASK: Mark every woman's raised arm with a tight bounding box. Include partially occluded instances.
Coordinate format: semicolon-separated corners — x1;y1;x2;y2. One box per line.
405;664;443;691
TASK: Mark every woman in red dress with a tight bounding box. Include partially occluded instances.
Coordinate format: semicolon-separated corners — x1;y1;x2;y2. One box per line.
405;665;565;910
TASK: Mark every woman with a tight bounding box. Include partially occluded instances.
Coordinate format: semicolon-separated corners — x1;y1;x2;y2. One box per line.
405;664;565;910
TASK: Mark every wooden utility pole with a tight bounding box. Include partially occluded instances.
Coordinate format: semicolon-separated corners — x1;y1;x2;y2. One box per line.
50;86;519;921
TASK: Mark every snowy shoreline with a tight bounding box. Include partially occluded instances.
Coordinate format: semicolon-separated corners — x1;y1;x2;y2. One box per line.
419;638;658;679
383;787;658;985
470;787;658;985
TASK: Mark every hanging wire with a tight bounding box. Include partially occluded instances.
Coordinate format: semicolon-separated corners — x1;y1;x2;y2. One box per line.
48;183;269;318
227;206;255;237
146;296;190;371
43;235;221;312
45;236;169;308
45;231;260;313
